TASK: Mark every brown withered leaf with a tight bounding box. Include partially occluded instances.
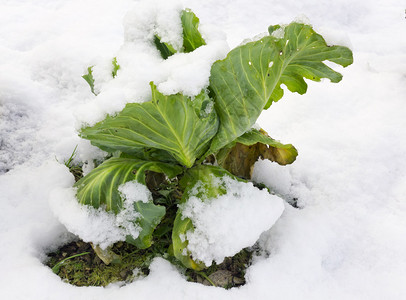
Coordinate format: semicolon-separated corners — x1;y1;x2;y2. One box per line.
221;143;261;179
219;129;298;179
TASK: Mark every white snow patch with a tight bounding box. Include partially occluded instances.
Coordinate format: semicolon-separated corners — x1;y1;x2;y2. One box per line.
74;1;229;127
82;159;95;176
49;185;152;249
294;14;311;25
252;159;313;208
154;4;183;51
92;58;119;95
239;32;268;46
317;27;353;48
251;123;261;130
118;180;152;204
271;27;285;39
253;160;293;196
180;175;284;266
204;100;214;115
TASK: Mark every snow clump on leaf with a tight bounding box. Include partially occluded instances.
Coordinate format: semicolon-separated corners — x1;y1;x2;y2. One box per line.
180;176;285;266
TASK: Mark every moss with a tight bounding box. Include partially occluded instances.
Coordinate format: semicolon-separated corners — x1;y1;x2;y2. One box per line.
46;239;253;288
46;241;153;286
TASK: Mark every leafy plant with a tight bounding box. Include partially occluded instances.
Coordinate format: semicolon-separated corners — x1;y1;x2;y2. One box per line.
82;67;95;95
111;57;120;78
153;8;206;59
76;8;353;272
82;58;121;95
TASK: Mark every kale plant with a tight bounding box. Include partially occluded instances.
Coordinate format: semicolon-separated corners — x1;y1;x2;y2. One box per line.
75;9;353;270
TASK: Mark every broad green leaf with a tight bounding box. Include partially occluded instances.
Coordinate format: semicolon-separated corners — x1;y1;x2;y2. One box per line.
125;201;166;249
172;165;241;269
81;82;219;167
112;57;120;78
74;157;182;212
172;212;206;270
218;129;298;179
74;157;181;248
82;66;96;95
132;148;180;164
209;22;353;152
181;8;206;52
179;164;233;198
118;148;180;166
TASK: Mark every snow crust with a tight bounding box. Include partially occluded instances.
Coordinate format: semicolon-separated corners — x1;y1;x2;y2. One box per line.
1;0;406;299
180;176;284;266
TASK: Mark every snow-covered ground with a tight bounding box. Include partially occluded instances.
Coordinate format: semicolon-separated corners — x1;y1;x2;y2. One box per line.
1;0;405;299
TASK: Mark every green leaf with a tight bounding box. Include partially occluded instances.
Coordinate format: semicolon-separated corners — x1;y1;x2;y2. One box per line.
153;9;206;58
125;201;166;249
81;82;219;168
181;8;206;52
74;157;181;249
112;57;120;78
82;66;96;95
209;22;353;152
135;148;181;164
154;35;177;59
74;157;182;213
82;58;120;95
172;211;206;270
179;164;233;198
172;165;241;269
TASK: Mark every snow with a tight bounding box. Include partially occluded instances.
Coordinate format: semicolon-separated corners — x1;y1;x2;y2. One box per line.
180;175;284;266
75;1;229;127
270;27;285;39
239;32;268;46
294;14;311;25
50;182;153;249
118;181;151;204
50;186;138;249
1;0;406;299
49;181;153;249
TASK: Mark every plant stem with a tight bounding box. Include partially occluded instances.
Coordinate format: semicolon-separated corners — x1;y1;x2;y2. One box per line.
64;145;78;168
52;251;90;274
